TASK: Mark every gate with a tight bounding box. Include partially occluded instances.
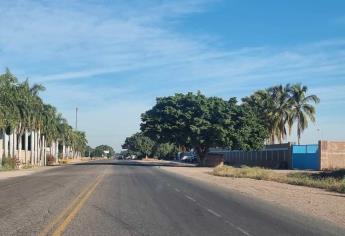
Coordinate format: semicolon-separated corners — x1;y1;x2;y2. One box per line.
292;144;319;170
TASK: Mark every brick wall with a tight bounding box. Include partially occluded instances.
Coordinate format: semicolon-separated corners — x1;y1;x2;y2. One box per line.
319;141;345;170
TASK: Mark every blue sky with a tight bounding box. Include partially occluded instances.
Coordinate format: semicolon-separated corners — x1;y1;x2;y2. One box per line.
1;0;345;151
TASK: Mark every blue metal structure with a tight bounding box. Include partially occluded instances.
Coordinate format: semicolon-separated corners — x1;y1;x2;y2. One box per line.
291;144;319;170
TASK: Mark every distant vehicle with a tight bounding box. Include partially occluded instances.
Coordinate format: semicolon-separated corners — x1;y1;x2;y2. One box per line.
181;155;198;163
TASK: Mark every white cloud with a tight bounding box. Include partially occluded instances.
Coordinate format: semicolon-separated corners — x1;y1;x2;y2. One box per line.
1;0;345;148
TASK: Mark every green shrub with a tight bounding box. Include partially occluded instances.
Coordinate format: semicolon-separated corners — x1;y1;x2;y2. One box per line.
1;156;19;170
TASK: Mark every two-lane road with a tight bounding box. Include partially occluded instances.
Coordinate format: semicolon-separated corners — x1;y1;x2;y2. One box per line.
0;160;343;236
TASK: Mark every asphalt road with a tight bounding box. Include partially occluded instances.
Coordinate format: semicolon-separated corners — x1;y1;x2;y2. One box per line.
0;159;344;236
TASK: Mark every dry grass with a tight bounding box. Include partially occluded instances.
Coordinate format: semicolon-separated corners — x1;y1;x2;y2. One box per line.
213;165;345;193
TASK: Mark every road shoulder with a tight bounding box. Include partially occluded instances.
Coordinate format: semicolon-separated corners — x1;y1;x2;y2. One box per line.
159;165;345;228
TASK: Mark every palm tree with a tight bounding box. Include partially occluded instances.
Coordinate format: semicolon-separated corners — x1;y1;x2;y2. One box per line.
0;69;87;167
242;85;292;144
288;84;320;144
268;85;291;144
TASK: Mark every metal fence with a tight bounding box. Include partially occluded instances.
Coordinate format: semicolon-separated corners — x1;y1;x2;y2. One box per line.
210;146;291;169
291;144;319;170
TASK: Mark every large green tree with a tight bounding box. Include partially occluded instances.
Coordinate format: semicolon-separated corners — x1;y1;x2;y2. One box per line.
141;92;238;165
93;145;115;158
122;132;155;158
232;104;269;150
153;142;178;160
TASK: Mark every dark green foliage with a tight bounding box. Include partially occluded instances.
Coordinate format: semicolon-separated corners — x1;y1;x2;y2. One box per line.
140;92;268;165
232;105;269;151
122;132;155;158
1;156;18;170
153;143;178;160
92;145;115;158
242;84;319;144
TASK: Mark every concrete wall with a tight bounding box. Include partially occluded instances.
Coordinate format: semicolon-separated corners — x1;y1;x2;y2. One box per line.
319;141;345;170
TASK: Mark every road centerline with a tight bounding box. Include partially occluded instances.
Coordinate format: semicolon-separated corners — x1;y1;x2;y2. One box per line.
38;172;105;236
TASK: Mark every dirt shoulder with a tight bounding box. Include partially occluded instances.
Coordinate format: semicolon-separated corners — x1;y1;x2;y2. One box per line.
0;158;91;181
160;166;345;228
0;166;59;180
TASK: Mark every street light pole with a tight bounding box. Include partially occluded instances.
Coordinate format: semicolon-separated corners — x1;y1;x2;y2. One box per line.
75;107;78;131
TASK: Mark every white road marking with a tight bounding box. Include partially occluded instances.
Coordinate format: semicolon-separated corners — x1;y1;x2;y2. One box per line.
236;227;252;236
225;220;252;236
185;195;196;202
174;188;181;192
225;220;235;227
206;208;221;218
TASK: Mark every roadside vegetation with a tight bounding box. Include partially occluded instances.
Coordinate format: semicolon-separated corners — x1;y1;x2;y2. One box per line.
213;165;345;193
85;145;115;158
0;69;88;169
242;84;319;145
123;84;319;165
122;132;178;160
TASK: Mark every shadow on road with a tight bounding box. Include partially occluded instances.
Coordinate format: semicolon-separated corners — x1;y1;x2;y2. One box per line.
74;160;197;168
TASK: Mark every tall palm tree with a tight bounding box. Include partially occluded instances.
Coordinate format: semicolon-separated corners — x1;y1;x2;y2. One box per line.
268;84;291;144
1;69;86;167
288;84;320;144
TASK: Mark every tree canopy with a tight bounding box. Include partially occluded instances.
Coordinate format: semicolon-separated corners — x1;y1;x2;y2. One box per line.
122;132;178;159
0;69;88;159
242;84;319;144
92;145;115;158
122;132;155;158
140;92;268;165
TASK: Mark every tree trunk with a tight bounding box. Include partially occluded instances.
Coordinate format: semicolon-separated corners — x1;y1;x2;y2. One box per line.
37;129;41;165
62;142;65;159
9;133;13;158
0;131;3;164
196;146;208;166
30;131;34;164
42;135;46;166
24;131;29;164
17;132;21;160
14;130;17;158
4;131;8;158
1;130;6;165
297;120;301;145
55;140;59;161
33;131;37;165
36;130;40;165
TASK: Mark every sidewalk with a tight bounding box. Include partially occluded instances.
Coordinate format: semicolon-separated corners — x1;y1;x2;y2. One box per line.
0;158;90;181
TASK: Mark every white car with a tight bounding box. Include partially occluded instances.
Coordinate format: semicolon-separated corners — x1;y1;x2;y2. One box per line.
181;155;198;163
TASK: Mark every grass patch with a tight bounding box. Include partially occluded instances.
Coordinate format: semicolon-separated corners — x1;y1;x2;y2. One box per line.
213;165;345;193
1;157;19;170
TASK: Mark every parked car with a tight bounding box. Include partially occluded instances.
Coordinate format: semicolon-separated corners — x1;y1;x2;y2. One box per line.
181;155;198;163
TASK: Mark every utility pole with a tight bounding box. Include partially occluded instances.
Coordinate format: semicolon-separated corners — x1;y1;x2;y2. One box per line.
75;107;78;131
